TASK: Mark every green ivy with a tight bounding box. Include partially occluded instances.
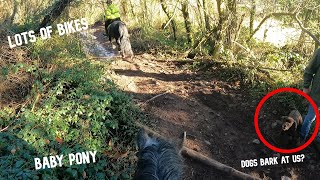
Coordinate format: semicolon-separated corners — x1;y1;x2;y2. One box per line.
0;35;141;179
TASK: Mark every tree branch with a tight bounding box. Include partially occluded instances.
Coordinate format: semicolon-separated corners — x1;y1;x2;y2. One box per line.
294;12;320;46
232;40;256;59
247;12;295;41
163;2;179;29
247;10;320;47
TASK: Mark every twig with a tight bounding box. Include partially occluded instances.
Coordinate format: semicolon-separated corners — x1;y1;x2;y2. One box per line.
31;93;41;112
232;40;256;59
258;67;292;72
184;29;215;55
143;92;169;104
88;56;115;60
163;2;179;29
0;125;10;132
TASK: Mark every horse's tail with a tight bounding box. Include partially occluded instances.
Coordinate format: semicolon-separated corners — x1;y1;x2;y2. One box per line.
118;22;133;58
118;21;128;40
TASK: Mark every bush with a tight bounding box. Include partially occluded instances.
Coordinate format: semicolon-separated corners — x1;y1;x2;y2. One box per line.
0;35;142;179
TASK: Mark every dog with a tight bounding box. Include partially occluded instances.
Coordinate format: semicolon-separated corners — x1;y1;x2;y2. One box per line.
282;110;303;131
281;110;303;147
134;129;183;180
107;20;134;59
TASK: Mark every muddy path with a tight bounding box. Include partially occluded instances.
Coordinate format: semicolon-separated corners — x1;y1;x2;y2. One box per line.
87;23;320;180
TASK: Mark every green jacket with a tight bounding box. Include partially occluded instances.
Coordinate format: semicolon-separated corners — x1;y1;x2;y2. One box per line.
105;4;120;20
304;48;320;106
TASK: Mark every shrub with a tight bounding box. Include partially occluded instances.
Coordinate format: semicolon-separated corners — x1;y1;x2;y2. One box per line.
0;35;142;179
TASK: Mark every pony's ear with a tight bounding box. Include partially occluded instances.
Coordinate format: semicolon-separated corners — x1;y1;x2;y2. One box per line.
137;129;150;150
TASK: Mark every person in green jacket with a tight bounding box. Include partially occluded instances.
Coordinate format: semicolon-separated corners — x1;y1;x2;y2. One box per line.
104;0;121;35
301;48;320;143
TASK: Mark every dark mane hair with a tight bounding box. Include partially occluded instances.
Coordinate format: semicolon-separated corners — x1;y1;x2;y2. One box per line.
134;130;183;180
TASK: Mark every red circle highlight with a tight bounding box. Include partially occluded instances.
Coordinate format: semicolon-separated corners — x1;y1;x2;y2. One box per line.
254;87;319;153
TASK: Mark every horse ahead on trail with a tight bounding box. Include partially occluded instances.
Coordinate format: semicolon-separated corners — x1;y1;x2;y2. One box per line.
107;20;134;59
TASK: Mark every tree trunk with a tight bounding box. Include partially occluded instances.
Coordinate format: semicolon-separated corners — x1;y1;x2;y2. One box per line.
128;0;137;22
202;0;210;31
317;8;320;50
211;18;224;57
201;0;216;55
294;13;320;47
296;9;312;50
210;0;226;57
181;0;193;44
224;0;237;49
234;13;245;43
160;0;177;41
249;0;256;35
120;0;128;21
8;0;19;25
196;0;204;30
142;0;148;24
36;0;74;33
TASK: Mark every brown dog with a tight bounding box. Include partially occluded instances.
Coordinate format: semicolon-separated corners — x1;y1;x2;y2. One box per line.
279;110;303;148
282;110;303;131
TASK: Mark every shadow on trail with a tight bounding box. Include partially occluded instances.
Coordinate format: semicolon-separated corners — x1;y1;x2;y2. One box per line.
125;90;260;179
114;69;197;82
127;90;314;179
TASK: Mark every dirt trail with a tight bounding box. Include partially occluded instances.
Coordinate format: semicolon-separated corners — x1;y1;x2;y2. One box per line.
87;23;320;180
110;57;259;179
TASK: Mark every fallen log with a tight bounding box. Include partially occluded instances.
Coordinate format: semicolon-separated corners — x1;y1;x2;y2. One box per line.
180;146;260;180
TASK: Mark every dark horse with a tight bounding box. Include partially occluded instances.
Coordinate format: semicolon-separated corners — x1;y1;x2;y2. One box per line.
106;20;133;59
134;129;183;180
104;18;120;34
